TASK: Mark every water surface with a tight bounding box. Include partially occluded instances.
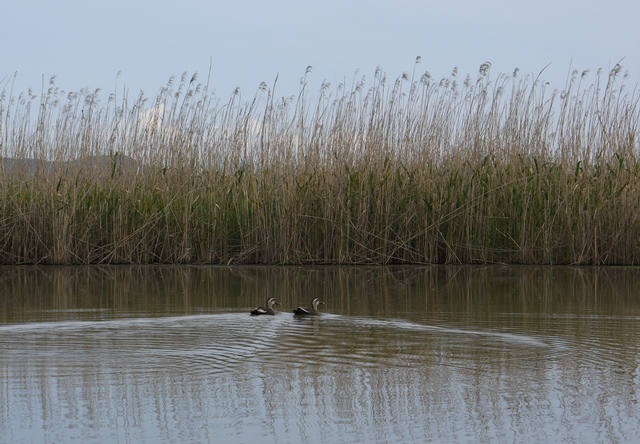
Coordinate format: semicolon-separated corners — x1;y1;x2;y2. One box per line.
1;265;639;443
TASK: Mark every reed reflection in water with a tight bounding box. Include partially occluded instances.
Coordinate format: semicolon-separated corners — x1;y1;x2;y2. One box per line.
0;265;639;443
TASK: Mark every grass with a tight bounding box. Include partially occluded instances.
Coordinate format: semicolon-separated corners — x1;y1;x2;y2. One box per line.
1;61;639;265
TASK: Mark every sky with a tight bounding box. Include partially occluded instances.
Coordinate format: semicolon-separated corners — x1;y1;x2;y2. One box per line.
2;0;639;104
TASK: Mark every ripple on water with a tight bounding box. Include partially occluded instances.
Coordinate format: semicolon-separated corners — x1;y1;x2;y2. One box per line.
2;308;638;443
246;313;560;372
0;313;291;376
0;311;571;378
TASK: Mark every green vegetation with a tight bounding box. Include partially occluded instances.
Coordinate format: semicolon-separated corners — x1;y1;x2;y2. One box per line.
1;61;638;265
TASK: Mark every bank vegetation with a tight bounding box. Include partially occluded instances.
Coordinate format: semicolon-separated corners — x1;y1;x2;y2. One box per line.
1;61;638;264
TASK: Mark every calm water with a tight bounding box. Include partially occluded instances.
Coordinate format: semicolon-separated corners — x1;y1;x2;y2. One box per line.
0;265;639;443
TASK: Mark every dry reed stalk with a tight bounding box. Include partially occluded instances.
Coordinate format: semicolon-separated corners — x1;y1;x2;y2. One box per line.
0;62;638;265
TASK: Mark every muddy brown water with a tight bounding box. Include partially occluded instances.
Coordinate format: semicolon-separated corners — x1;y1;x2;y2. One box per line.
1;265;638;443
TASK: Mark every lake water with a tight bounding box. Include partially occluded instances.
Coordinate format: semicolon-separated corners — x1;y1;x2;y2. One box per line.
0;265;639;443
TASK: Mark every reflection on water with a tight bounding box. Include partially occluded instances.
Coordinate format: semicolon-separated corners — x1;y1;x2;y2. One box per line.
0;265;639;443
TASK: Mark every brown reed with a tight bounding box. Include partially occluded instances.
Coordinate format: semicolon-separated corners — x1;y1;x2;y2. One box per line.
1;61;638;265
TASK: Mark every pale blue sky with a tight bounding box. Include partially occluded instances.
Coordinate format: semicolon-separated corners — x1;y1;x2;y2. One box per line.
3;0;639;101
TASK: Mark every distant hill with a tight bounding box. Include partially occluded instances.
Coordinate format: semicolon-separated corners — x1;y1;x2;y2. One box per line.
0;154;143;177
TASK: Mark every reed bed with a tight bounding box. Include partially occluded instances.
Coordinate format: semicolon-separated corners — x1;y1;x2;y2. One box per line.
1;61;639;265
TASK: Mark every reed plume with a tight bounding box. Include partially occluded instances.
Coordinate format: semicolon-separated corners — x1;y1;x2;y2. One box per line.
1;62;638;265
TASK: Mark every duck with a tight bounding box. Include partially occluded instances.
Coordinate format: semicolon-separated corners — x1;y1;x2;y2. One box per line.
250;297;281;316
293;298;325;316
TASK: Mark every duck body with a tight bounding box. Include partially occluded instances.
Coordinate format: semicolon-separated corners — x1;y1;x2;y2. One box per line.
250;297;280;316
293;298;325;316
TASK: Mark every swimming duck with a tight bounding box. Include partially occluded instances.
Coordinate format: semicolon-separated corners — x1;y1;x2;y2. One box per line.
293;298;325;316
250;297;281;316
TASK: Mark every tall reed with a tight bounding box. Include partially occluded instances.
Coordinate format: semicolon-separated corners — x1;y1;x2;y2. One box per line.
1;62;638;264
